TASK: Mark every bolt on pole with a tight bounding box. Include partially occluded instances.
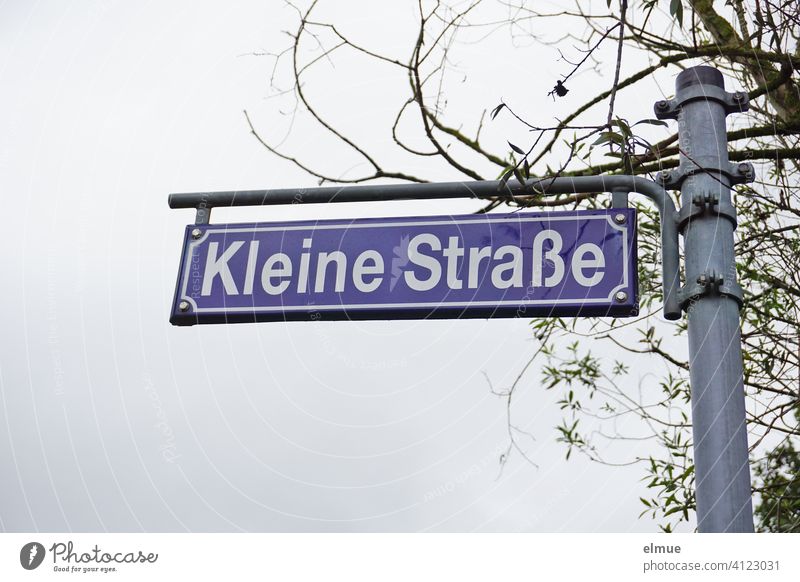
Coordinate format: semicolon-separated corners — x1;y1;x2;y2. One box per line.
656;66;755;532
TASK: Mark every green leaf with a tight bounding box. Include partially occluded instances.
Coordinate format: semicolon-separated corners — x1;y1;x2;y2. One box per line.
633;118;668;127
611;117;631;138
490;103;506;120
670;0;683;27
592;131;624;146
508;141;525;155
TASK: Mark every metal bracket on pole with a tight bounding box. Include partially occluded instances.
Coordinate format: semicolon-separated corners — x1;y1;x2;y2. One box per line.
678;269;744;311
654;87;749;119
675;191;738;232
655;161;755;191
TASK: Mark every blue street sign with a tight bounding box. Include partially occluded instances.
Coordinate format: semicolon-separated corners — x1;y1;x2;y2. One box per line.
170;209;638;325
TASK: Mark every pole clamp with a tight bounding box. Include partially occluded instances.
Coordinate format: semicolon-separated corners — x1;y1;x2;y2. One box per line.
653;87;749;120
655;161;754;190
678;269;743;311
675;191;738;232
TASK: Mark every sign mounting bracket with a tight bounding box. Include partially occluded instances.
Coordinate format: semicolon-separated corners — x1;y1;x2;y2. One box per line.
169;175;681;320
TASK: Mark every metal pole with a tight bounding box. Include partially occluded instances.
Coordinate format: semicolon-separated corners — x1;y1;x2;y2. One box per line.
656;66;754;532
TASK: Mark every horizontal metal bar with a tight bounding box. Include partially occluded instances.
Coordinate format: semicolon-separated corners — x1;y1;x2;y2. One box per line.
170;176;646;208
169;175;680;320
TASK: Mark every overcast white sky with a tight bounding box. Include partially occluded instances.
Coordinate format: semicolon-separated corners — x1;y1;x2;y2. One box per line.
0;0;697;532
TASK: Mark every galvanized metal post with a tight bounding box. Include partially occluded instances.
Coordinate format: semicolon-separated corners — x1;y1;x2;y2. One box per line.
656;66;754;532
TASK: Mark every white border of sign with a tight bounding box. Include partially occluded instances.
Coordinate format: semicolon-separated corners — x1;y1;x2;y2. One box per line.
178;214;629;313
